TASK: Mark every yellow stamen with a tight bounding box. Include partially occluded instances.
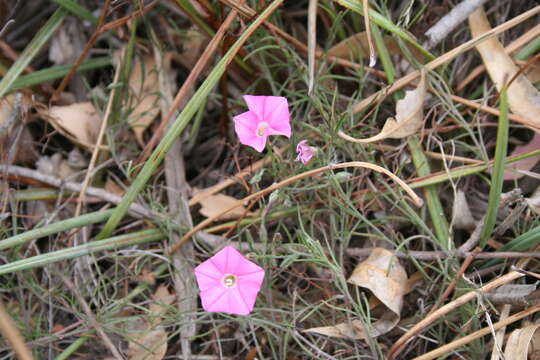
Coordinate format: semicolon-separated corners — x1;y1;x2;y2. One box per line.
256;122;268;137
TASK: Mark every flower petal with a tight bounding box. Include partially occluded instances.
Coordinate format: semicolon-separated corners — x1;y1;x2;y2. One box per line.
243;95;266;122
194;271;221;292
200;286;228;313
264;96;291;138
233;111;267;152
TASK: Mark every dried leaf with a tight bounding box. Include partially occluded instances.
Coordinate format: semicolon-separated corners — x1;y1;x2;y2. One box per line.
128;328;168;360
126;285;173;360
503;133;540;180
105;177;125;196
180;26;208;69
48;102;102;148
305;248;407;340
126;55;161;147
348;248;407;315
485;284;537;305
452;189;476;230
327;32;424;62
199;193;255;220
504;324;540;360
469;8;540;129
349;70;426;143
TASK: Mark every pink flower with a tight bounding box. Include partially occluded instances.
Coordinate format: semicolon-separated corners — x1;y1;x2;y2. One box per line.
194;246;265;315
233;95;291;152
295;140;314;165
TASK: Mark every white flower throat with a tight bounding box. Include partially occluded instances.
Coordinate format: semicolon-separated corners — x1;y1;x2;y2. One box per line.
221;274;237;288
256;122;268;137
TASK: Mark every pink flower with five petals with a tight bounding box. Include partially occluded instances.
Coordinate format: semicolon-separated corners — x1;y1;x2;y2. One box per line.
194;246;265;315
295;140;314;165
233;95;291;152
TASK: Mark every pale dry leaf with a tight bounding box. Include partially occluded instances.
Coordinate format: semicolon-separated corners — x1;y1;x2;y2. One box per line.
36;153;78;180
127;328;168;360
348;248;407;315
48;102;102;148
485;284;537;305
348;70;426;143
126;285;173;360
328;32;424;62
306;248;408;340
180;26;208;70
126;55;161;147
469;8;540;130
199;193;255;220
527;186;540;216
452;189;476;230
504;323;540;360
49;24;75;65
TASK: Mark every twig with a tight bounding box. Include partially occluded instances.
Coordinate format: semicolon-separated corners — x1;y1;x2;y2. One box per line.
0;300;33;360
424;0;488;48
413;304;540;360
59;274;124;360
387;271;525;359
0;164;154;219
171;161;423;254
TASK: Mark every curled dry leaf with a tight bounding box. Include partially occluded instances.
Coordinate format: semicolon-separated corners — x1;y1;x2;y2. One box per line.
504;323;540;360
199;193;256;220
305;248;407;340
126;55;161;147
484;284;537;305
468;8;540;130
127;285;174;360
341;70;426;143
48;102;102;149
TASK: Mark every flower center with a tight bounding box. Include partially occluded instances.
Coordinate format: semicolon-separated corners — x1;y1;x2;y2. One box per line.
221;274;237;288
256;122;268;137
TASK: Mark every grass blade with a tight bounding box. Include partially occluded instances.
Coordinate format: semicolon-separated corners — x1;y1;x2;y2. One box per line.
0;7;67;98
479;87;509;248
0;229;163;275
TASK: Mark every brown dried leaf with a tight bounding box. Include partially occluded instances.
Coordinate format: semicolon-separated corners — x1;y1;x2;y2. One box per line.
128;328;168;360
199;193;255;220
327;32;424;62
48;102;102;148
485;284;537;305
305;248;407;340
127;55;160;147
469;8;540;129
503;133;540;180
348;248;407;315
504;324;540;360
350;70;426;143
126;285;173;360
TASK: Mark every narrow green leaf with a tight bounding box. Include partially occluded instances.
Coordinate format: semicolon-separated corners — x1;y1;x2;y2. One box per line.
408;135;450;250
52;0;98;25
479;88;509;248
10;57;111;91
0;229;163;275
96;0;285;240
0;210;113;251
0;8;67;98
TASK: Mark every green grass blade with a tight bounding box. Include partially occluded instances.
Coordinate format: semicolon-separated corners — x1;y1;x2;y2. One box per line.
408;135;450;250
335;0;434;61
96;0;285;240
0;210;114;251
0;7;67;98
482;225;540;268
52;0;98;25
10;57;111;91
0;229;163;275
479;88;509;248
